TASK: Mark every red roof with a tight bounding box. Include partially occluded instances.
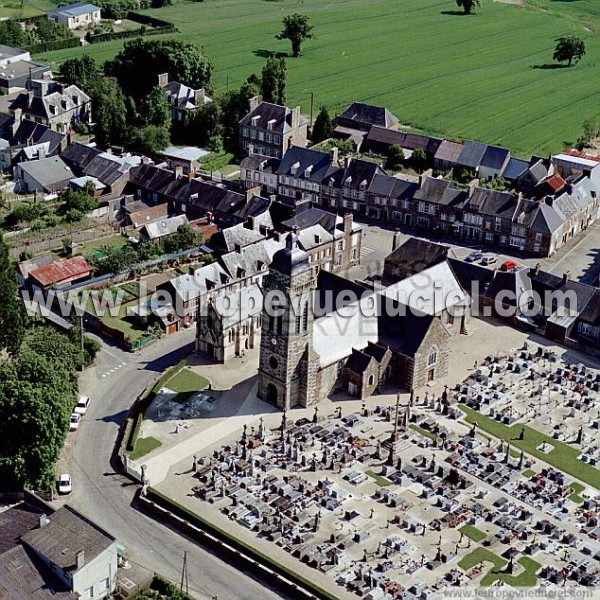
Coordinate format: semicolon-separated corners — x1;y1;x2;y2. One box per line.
562;149;600;163
29;256;92;288
546;174;565;191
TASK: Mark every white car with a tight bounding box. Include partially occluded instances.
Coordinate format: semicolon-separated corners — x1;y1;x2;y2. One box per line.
57;474;72;494
74;395;90;415
69;412;81;431
480;255;497;266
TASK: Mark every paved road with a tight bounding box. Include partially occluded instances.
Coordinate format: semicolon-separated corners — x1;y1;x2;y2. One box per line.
57;330;285;600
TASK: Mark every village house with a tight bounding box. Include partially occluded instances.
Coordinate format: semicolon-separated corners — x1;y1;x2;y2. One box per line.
28;255;92;290
14;155;74;193
161;146;210;175
22;506;118;600
9;80;91;132
332;102;399;147
48;2;101;29
157;72;211;122
240;151;280;195
0;120;65;170
239;98;308;159
139;214;188;244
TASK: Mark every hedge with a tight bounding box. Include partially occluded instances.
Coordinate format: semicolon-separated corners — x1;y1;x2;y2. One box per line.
126;11;174;28
125;360;186;452
146;488;338;600
30;37;80;53
89;24;176;44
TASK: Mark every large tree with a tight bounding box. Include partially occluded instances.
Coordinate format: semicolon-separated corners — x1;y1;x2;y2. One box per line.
105;39;212;99
455;0;480;14
140;86;171;129
261;56;286;105
276;13;314;58
0;236;27;356
219;77;262;153
59;55;100;88
553;35;586;67
311;106;333;143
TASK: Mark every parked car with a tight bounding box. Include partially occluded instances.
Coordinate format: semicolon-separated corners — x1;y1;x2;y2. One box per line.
465;251;483;263
500;260;518;272
74;395;90;415
480;255;497;266
57;474;72;494
69;412;81;431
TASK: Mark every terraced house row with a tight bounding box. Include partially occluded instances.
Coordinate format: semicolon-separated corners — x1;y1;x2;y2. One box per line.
240;101;600;258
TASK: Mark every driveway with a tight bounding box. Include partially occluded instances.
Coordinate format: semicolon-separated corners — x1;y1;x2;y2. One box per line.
56;330;285;600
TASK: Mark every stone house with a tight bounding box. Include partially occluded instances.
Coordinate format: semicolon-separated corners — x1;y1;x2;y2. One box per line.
156;72;211;121
239;98;307;159
240;151;280;195
344;342;392;398
48;2;101;29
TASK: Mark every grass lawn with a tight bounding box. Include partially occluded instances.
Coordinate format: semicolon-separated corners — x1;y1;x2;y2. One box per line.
0;0;56;18
522;469;536;479
79;234;129;259
34;0;600;156
128;436;162;460
459;548;541;587
87;296;151;343
409;424;437;442
459;524;486;543
166;368;209;395
460;404;600;490
365;470;393;487
569;481;585;504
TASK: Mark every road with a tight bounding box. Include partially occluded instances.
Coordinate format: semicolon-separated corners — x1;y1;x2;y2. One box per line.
57;329;285;600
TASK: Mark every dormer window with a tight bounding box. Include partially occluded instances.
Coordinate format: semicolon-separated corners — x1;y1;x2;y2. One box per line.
359;179;367;190
259;160;266;171
345;176;352;185
267;119;276;130
305;165;313;178
290;161;300;176
251;115;260;127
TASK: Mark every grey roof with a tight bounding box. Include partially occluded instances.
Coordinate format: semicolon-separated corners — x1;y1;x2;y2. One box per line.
0;503;48;554
480;145;510;171
220;237;283;280
10;120;64;155
17;252;53;279
414;176;467;208
434;140;464;164
239;101;295;133
211;221;266;252
162;145;210;162
0;44;28;60
162;261;229;304
17;156;73;190
270;233;311;276
240;153;280;174
503;157;529;180
342;157;384;190
368;173;418;200
531;202;563;234
378;308;436;356
208;284;263;328
162;83;210;109
457;140;488;169
9;85;89;121
140;214;188;240
335;102;399;129
84;152;135;186
0;545;76;599
60;142;102;173
48;2;100;17
552;177;596;221
385;238;450;273
277;145;334;183
281;207;338;232
22;505;116;574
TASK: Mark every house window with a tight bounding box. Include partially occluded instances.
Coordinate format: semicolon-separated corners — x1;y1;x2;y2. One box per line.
83;587;93;599
295;312;301;334
578;322;599;339
428;347;437;366
302;302;309;331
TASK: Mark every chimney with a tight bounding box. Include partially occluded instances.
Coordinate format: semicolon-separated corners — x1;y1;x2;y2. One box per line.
492;268;497;279
562;271;570;284
343;212;353;235
269;194;277;203
248;143;254;156
27;90;34;107
418;168;433;187
344;156;352;170
12;107;22;136
75;550;85;570
187;171;196;182
534;262;541;275
292;225;300;236
247;215;256;230
330;146;339;165
291;105;300;129
545;195;554;207
234;243;242;254
287;135;293;151
392;229;402;251
249;96;260;113
39;515;50;528
467;179;478;198
157;72;169;87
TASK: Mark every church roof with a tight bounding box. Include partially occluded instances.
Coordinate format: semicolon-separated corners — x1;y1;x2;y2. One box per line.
269;233;310;276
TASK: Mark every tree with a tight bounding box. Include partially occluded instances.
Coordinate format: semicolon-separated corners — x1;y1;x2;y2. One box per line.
141;86;171;129
59;55;100;88
580;116;600;147
553;35;586;67
59;189;97;215
92;77;128;149
311;106;333;143
276;13;314;58
455;0;480;14
127;125;170;156
409;148;428;173
219;77;262;153
385;144;405;171
0;235;27;356
173;101;222;147
105;39;213;99
261;56;286;105
163;224;203;253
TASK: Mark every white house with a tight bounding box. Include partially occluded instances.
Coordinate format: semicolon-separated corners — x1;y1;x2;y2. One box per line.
48;2;101;29
22;506;119;600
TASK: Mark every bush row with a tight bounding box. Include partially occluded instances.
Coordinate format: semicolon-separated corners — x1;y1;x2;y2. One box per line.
88;24;176;44
30;37;80;53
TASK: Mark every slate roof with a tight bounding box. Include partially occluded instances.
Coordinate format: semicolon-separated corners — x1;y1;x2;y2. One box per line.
447;258;495;297
434;140;464;164
10;121;64;155
0;545;76;599
22;505;116;574
342;158;384;190
162;82;210;109
220;238;283;280
84;152;133;186
49;2;100;17
17;156;73;191
160;261;229;304
335;102;399;129
60;142;102;173
9;85;89;121
527;269;597;314
531;202;563;235
385;238;450;273
456;140;488;169
378;308;436;356
0;503;48;554
413;177;467;208
467;187;517;218
552;177;596;221
368;173;418;200
277;145;334;183
480;145;510;171
292;224;333;251
345;348;375;374
240;153;280;174
579;289;600;325
281;207;338;233
140;214;188;240
127;164;175;191
210;221;266;253
239;101;296;133
209;284;263;328
315;270;370;316
126;203;169;228
364;126;441;154
502;157;529;180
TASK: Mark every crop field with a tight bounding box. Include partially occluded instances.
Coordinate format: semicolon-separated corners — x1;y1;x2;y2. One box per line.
32;0;599;157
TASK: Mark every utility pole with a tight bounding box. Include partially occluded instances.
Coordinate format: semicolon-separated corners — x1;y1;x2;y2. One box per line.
309;92;314;128
180;550;188;594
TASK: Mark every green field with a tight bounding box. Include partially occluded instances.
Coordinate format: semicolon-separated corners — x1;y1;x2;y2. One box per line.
165;367;209;395
32;0;600;156
128;435;162;460
459;524;487;543
0;0;55;19
459;548;541;587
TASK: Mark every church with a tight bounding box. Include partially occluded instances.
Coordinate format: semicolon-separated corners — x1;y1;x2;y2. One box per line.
254;235;471;410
